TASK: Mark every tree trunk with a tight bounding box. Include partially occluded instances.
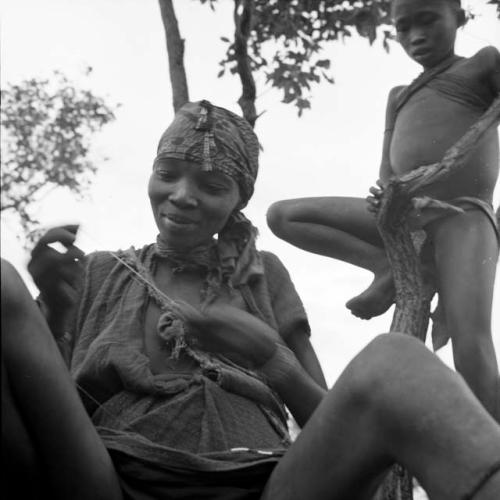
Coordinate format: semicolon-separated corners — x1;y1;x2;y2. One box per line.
375;97;500;500
233;0;258;127
158;0;189;112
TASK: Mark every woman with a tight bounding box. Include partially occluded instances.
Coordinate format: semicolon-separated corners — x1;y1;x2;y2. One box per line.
2;101;500;500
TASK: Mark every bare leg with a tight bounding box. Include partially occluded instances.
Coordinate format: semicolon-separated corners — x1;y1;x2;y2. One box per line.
267;197;394;318
0;259;123;500
429;210;500;421
262;334;500;500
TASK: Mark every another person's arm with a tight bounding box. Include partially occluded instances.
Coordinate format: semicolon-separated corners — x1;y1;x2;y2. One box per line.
378;86;402;183
27;225;84;339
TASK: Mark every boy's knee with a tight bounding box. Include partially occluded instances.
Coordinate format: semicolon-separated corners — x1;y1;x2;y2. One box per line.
266;201;290;237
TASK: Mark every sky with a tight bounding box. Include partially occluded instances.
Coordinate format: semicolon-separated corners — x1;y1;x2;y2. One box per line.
1;0;499;386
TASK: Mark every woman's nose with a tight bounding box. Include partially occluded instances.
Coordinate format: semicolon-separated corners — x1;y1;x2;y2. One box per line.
169;178;198;207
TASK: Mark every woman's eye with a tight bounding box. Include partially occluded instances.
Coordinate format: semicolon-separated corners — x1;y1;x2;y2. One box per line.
202;182;228;193
155;168;177;181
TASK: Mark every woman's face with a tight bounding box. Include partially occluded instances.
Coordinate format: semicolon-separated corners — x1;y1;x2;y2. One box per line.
148;158;241;250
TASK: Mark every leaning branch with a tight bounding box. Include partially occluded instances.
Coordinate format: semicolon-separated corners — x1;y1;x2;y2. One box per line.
158;0;190;112
233;0;258;127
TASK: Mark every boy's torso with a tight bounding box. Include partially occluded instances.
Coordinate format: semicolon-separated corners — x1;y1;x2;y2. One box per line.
389;50;499;201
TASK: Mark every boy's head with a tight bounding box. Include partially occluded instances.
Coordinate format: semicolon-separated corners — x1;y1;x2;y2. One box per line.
391;0;466;69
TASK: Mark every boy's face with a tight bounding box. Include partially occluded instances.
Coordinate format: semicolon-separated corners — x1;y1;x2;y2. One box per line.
392;0;460;69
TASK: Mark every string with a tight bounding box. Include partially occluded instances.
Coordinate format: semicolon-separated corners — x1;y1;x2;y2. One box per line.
78;227;187;318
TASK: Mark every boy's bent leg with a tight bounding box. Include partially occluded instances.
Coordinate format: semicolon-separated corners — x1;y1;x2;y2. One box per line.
261;334;500;500
267;197;384;261
0;259;123;500
267;197;394;318
429;209;499;421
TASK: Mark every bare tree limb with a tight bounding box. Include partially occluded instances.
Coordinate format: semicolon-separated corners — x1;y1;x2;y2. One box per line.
233;0;257;127
158;0;190;112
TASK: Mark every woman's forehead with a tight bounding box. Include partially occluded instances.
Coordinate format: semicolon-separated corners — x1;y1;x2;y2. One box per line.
155;157;236;183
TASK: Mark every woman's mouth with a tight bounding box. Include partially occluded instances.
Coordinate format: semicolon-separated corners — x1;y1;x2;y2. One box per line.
161;212;197;226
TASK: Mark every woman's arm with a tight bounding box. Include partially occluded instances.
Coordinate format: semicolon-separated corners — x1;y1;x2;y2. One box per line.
259;343;326;427
285;326;327;389
178;301;327;425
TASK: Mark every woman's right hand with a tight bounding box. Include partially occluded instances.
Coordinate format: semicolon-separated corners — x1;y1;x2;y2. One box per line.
175;300;278;369
28;225;84;314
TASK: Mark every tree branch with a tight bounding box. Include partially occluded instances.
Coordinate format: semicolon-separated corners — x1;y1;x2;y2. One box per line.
158;0;190;112
233;0;257;127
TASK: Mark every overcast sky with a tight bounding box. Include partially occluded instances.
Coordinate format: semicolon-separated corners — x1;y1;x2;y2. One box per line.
1;0;499;385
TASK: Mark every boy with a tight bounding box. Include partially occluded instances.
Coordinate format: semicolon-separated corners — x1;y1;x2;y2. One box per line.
267;0;500;420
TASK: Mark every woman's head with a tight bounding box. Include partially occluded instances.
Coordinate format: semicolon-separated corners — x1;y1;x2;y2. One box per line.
392;0;466;69
149;101;260;250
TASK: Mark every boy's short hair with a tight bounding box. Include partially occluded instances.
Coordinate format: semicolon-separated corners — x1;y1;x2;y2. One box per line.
392;0;466;27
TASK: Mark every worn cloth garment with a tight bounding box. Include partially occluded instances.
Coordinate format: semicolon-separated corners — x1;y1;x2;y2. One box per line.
408;196;500;350
62;244;310;499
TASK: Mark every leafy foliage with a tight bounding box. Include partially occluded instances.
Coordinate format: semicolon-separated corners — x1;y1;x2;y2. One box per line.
487;0;500;16
1;70;118;242
214;0;393;115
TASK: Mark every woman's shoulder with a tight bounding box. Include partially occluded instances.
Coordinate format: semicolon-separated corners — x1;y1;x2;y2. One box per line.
258;250;290;276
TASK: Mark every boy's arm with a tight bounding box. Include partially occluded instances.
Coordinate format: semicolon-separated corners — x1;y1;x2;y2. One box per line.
473;46;500;96
378;86;404;182
285;327;328;389
485;46;500;95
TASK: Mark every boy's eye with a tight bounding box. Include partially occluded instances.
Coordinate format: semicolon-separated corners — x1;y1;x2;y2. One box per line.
395;21;408;33
417;13;437;25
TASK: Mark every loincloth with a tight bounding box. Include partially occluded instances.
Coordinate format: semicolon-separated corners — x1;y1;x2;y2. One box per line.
407;196;499;351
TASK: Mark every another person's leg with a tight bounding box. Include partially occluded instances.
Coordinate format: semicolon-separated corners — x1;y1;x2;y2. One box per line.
1;259;123;500
262;334;500;500
429;209;499;421
267;197;394;318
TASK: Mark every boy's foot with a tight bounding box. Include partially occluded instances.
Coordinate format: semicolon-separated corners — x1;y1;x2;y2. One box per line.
346;270;395;320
